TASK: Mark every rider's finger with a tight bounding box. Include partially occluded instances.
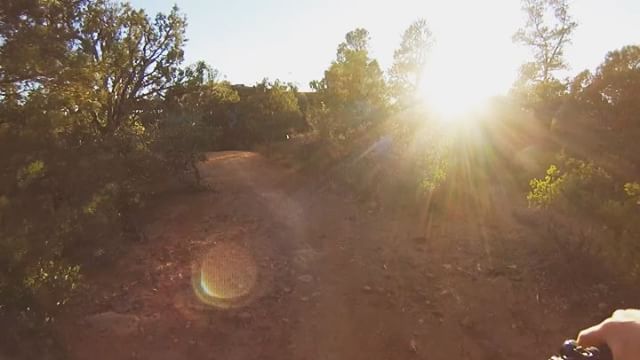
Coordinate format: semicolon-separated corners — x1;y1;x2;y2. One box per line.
577;321;608;347
612;309;635;319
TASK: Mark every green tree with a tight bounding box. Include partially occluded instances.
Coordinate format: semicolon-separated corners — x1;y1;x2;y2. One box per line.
562;45;640;172
0;0;188;314
76;1;186;136
512;0;577;122
583;45;640;130
0;0;85;96
232;80;304;145
155;61;239;186
513;0;577;84
528;153;640;272
337;28;370;60
310;28;388;140
389;19;434;107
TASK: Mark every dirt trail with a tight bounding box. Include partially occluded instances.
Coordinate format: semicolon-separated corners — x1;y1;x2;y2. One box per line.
54;151;611;360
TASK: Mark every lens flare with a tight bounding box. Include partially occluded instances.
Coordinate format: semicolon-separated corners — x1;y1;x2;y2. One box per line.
192;242;258;308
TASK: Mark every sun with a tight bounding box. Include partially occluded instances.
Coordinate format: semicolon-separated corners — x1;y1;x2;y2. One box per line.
417;52;502;121
413;4;520;122
418;77;490;120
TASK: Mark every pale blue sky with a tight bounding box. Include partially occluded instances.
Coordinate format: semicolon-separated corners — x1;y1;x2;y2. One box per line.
131;0;639;94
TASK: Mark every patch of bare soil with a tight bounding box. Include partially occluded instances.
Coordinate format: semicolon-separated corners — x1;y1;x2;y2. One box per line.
52;151;621;360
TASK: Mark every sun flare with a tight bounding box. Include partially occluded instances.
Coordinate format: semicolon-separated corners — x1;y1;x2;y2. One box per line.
415;1;521;122
419;79;490;120
418;49;505;121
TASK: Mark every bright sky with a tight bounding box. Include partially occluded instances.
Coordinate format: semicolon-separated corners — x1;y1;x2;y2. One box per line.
131;0;639;96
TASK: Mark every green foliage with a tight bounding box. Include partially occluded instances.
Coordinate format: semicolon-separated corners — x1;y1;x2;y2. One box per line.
0;0;189;314
419;156;448;192
624;182;640;199
512;0;577;121
523;39;640;281
527;164;564;208
412;124;451;193
577;45;640;131
513;0;577;84
16;160;46;189
559;45;640;195
528;153;640;278
0;0;309;315
389;19;434;107
156;62;240;184
528;154;614;212
310;28;389;142
231;80;304;145
22;260;81;307
153;113;213;187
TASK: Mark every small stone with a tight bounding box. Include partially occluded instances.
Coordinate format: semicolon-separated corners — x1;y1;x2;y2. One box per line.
362;285;373;293
283;287;292;293
300;296;310;302
410;339;418;353
297;274;313;283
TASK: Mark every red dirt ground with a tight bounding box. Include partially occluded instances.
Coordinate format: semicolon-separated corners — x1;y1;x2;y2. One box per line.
52;151;621;360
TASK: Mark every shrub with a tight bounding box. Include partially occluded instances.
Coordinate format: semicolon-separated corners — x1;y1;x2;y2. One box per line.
528;154;640;279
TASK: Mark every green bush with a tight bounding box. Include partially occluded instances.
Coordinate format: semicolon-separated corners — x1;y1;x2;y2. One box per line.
528;153;640;278
527;164;565;208
528;154;614;212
